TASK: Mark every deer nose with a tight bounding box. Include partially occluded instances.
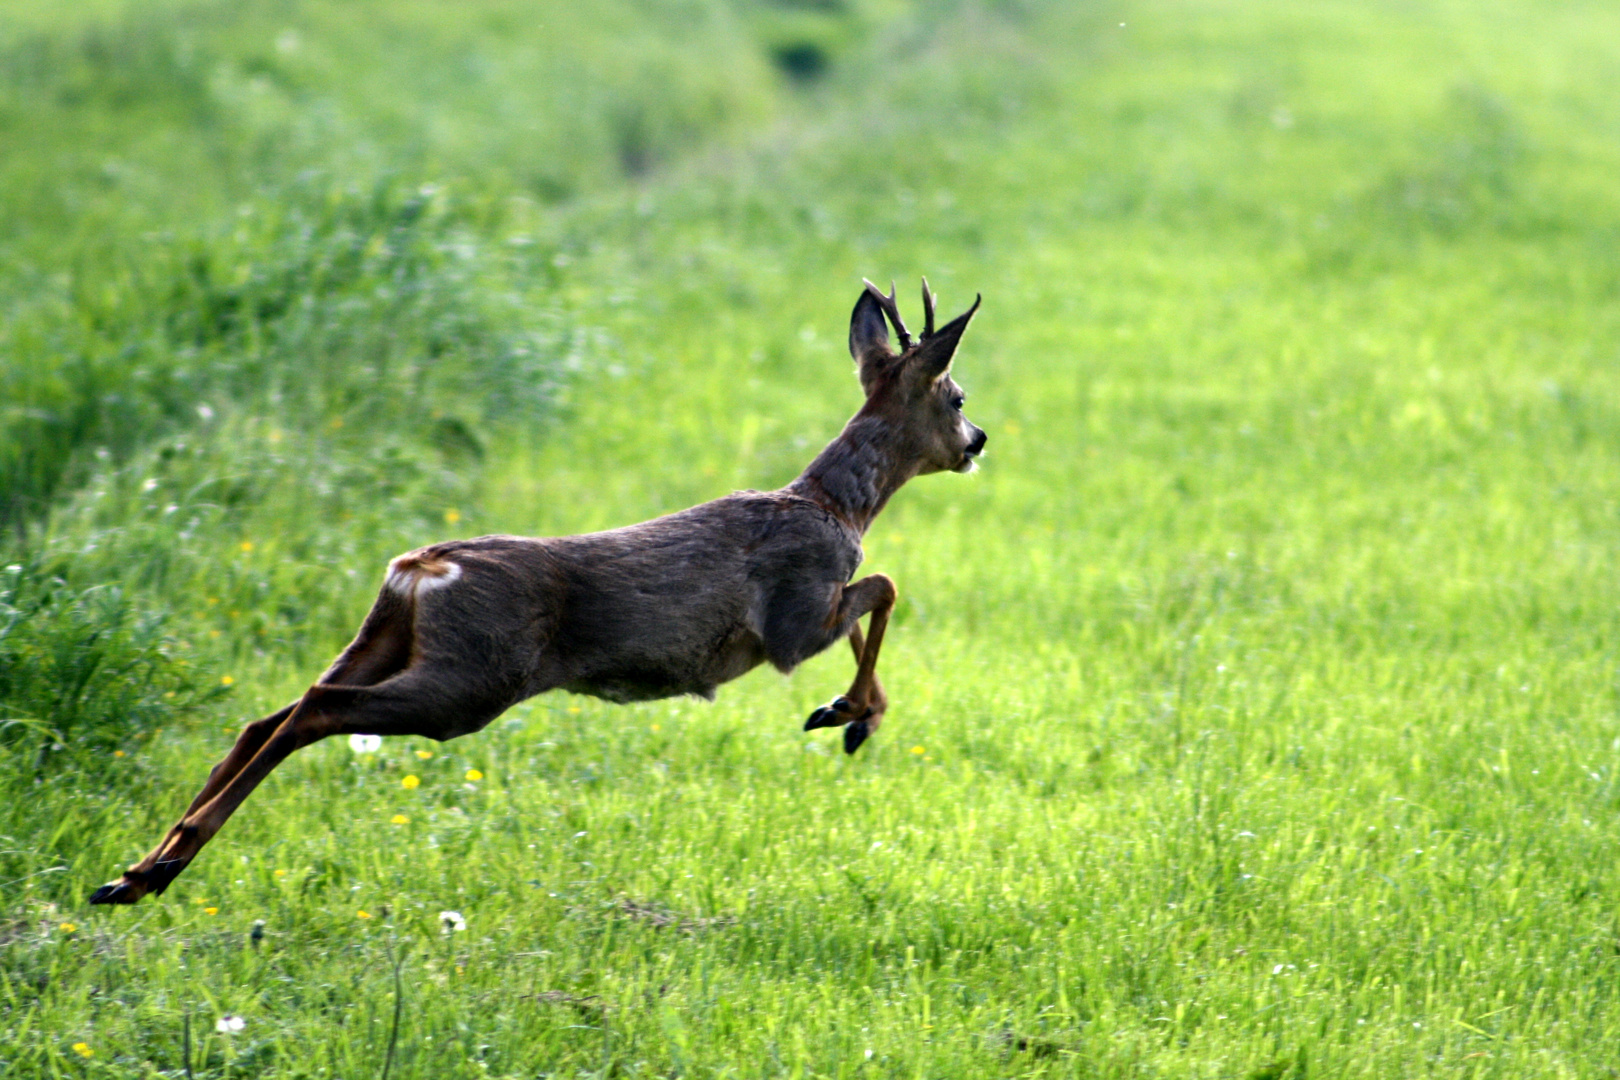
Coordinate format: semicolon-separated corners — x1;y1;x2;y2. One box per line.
968;428;987;455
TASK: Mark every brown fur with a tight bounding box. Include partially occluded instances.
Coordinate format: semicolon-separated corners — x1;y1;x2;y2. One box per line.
88;279;986;905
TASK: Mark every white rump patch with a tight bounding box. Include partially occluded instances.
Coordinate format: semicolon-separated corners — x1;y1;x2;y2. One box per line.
385;557;462;598
415;561;461;591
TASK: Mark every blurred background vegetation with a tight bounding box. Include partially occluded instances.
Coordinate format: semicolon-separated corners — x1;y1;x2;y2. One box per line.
4;0;1620;1076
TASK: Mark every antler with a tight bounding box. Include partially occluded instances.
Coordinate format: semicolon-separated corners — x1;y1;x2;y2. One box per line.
920;277;936;338
862;279;913;350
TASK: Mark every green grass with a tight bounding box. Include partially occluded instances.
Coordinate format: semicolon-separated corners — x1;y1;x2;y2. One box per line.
6;0;1620;1076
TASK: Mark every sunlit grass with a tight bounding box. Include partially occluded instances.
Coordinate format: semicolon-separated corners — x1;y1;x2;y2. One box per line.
5;0;1620;1076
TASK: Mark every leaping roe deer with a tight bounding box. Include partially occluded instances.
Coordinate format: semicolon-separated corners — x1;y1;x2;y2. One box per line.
90;278;985;905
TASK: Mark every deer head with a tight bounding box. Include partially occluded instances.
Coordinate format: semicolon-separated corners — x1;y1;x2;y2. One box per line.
848;278;986;474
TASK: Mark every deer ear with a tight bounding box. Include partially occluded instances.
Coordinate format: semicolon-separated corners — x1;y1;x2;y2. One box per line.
848;287;893;368
913;293;980;379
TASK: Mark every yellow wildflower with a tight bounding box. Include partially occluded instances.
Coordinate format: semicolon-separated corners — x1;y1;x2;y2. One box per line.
910;745;926;755
204;907;219;915
444;509;462;525
239;541;254;553
402;775;420;790
72;1042;93;1058
274;869;288;878
391;814;410;825
415;749;433;760
357;910;372;919
221;675;235;686
59;923;77;933
464;769;483;782
114;750;125;758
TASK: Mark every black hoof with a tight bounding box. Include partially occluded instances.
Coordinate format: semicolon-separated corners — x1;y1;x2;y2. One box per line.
89;879;141;906
805;696;854;731
844;720;871;754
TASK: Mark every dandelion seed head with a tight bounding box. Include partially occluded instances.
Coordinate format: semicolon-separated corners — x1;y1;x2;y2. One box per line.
349;734;382;754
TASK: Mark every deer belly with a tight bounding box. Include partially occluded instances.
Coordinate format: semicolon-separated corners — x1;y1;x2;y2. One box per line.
562;627;767;704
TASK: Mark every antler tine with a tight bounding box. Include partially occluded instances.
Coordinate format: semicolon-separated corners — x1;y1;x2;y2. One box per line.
920;277;936;338
862;278;913;349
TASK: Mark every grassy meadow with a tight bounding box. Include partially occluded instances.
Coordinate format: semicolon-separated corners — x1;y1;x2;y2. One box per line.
5;0;1620;1075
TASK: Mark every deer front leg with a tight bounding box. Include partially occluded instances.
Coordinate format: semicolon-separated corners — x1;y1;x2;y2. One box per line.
804;574;896;754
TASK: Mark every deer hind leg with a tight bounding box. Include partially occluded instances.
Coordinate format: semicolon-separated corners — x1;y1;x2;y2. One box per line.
90;593;423;906
90;663;507;905
803;574;896;754
189;593;416;821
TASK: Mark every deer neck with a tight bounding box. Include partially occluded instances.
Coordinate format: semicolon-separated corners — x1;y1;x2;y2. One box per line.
788;414;916;534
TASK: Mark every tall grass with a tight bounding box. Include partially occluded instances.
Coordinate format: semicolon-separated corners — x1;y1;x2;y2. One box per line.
0;560;222;773
2;182;546;531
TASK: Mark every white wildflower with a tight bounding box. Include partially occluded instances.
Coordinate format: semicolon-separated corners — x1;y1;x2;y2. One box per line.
439;910;467;934
349;734;381;754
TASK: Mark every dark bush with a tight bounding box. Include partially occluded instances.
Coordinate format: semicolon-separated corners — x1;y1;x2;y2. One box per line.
772;41;830;82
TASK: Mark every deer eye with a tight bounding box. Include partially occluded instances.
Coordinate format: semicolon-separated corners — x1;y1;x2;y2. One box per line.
949;394;965;411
